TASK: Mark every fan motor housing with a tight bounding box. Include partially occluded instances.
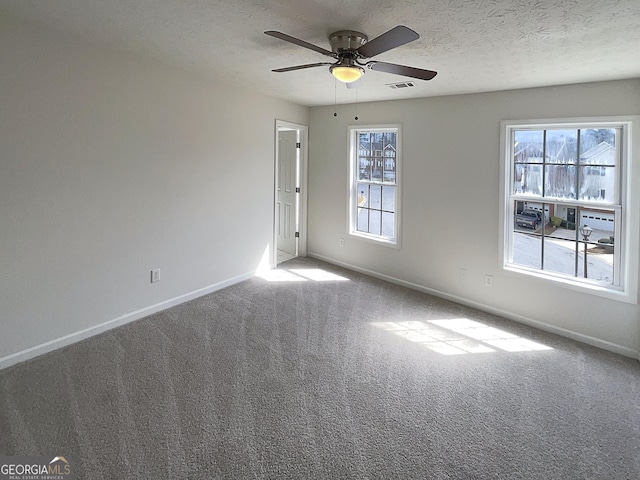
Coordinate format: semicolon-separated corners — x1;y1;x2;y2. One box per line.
329;30;368;54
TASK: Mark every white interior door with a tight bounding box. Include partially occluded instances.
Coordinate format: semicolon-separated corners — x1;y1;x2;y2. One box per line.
277;130;298;256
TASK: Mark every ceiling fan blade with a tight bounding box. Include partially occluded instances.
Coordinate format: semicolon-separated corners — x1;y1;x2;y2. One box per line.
265;31;335;57
356;26;419;58
367;61;437;81
272;62;333;73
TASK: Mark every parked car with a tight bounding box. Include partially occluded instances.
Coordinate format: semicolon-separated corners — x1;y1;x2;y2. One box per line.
515;209;542;229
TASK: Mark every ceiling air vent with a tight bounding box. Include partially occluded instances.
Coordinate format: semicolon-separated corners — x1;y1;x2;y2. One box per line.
386;81;415;89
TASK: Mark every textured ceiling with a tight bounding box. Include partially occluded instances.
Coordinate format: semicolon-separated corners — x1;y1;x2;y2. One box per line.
1;0;639;106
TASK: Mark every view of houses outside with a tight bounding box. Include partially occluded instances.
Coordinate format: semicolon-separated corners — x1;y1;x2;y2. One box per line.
514;128;616;203
354;126;617;284
513;223;615;283
510;128;617;284
356;131;397;239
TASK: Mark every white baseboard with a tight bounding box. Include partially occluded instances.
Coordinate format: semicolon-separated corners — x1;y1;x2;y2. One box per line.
0;270;256;370
4;256;636;369
308;252;639;360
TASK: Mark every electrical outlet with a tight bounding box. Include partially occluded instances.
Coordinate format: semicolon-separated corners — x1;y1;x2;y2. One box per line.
151;268;161;283
339;238;345;247
485;274;493;287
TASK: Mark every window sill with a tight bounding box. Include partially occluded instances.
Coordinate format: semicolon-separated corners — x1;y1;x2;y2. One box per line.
349;231;400;249
502;264;636;304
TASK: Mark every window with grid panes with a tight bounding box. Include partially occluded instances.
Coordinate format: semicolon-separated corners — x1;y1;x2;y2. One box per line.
349;126;400;246
500;117;638;301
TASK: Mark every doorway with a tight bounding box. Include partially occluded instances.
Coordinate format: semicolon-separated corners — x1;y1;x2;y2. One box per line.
274;120;308;266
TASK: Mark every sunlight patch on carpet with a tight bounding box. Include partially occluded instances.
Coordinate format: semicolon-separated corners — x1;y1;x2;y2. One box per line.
257;268;350;282
371;318;553;355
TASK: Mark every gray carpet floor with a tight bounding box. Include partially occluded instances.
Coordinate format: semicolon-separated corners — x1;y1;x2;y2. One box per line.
1;256;639;479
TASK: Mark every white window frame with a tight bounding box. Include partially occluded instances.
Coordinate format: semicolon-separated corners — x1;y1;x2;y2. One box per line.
499;116;639;303
348;125;401;247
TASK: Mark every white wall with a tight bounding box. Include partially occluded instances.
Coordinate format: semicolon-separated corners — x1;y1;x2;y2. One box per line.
308;79;640;357
0;16;308;364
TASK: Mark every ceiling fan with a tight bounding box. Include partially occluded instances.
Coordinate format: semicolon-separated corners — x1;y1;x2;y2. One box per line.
264;26;437;85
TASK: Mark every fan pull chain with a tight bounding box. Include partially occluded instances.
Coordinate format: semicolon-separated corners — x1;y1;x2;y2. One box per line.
333;78;337;117
354;89;359;121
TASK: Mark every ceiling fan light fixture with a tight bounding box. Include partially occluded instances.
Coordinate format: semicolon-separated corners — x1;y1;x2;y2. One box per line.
266;26;437;84
330;65;364;83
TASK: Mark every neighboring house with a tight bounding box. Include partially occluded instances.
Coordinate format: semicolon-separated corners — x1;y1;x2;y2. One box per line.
358;141;396;182
579;142;616;203
514;141;616;230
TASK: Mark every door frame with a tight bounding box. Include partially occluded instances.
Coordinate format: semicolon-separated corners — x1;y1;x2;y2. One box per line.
273;120;308;267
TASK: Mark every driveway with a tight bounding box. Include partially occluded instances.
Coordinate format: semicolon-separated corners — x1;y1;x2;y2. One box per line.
513;225;615;282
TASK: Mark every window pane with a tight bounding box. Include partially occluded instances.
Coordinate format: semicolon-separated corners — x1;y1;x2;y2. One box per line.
382;131;397;184
514;164;542;196
577;209;615;284
512;230;542;269
371;132;383;150
514;131;544;163
578;166;615;202
552;205;578;231
546;130;577;163
512;201;542;268
514;201;544;230
357;206;369;233
359;132;370;150
359;156;371;180
580;128;616;162
382;186;395;211
383;170;396;183
383;131;396;148
543;235;577;277
357;183;369;207
382;212;395;238
547;205;579;277
369;185;382;209
544;164;576;199
371;158;383;182
369;209;381;235
578;209;615;238
383;153;396;183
